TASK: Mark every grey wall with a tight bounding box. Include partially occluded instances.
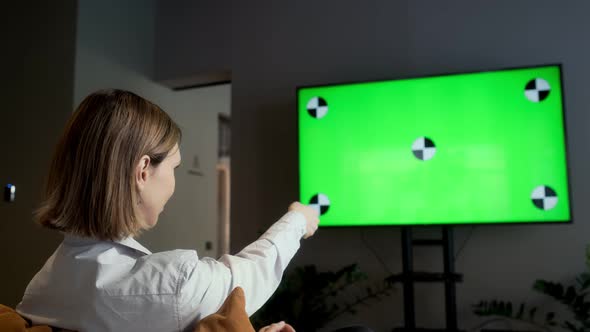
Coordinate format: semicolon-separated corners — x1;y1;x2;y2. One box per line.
155;0;232;87
0;2;77;307
156;1;590;331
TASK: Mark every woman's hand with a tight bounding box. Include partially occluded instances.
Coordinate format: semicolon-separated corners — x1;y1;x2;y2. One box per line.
259;321;296;332
288;202;320;239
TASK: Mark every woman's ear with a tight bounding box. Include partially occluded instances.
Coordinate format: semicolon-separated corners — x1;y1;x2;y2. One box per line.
135;155;151;192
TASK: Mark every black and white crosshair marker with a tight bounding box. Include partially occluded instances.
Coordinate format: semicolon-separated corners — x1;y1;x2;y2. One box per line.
525;78;551;102
412;137;436;161
531;185;558;210
309;193;330;215
307;97;328;119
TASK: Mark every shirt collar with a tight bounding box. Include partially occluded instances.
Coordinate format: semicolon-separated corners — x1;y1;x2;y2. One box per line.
116;237;152;255
63;233;152;256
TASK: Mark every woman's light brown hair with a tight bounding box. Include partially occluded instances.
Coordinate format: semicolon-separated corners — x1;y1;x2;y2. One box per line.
35;89;182;241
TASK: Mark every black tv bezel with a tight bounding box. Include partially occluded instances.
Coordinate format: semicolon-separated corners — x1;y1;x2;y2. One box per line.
295;63;573;228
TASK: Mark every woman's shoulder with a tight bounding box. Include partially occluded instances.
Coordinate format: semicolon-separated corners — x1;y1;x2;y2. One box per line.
94;249;198;297
140;249;199;268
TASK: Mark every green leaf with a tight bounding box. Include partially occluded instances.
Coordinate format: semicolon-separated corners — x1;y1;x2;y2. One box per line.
576;273;590;290
516;302;525;319
564;286;576;304
563;320;580;332
529;307;537;320
506;302;513;316
533;279;546;292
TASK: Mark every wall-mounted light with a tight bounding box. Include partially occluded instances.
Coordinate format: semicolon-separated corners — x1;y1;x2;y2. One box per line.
4;184;16;203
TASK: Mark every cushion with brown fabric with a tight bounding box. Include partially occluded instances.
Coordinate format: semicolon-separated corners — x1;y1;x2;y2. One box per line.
0;304;52;332
193;287;255;332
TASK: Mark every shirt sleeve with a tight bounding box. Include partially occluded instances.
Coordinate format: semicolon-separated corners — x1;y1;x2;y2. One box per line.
176;211;306;331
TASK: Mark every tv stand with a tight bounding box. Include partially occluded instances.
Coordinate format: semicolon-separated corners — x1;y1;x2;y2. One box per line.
388;226;463;332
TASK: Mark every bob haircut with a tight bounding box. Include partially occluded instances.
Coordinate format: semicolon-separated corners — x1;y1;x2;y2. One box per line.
35;89;182;241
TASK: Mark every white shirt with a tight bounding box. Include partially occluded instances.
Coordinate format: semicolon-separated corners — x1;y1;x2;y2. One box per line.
16;211;306;332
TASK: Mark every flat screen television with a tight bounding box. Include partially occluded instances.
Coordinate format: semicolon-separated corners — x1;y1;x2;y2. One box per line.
297;64;571;227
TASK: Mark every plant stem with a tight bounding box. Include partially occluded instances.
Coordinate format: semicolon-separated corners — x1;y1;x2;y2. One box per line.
326;284;394;321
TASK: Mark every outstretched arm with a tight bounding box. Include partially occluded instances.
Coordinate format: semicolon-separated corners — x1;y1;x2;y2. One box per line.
177;203;319;330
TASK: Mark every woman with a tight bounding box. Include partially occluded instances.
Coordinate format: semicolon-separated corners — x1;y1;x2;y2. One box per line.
16;89;319;332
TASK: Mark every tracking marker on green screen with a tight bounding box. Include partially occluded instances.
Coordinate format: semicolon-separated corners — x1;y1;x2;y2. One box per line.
412;137;436;161
307;97;329;119
309;193;331;216
524;78;551;102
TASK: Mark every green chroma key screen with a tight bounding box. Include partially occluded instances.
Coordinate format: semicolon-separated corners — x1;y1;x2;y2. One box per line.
298;65;571;227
